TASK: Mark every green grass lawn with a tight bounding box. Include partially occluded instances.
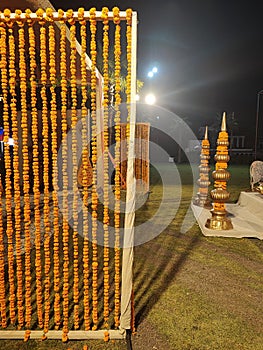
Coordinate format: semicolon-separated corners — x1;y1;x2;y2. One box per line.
133;163;263;350
0;163;262;350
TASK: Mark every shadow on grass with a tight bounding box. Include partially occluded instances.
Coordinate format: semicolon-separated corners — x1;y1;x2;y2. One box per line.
134;229;200;326
132;164;200;326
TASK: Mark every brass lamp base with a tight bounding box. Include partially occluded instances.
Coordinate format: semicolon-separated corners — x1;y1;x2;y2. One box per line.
205;209;233;230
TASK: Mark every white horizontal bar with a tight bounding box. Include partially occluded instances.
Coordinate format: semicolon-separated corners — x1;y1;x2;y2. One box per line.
0;329;126;340
0;11;134;22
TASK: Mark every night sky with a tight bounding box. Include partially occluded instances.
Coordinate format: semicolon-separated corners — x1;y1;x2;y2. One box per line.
28;1;263;144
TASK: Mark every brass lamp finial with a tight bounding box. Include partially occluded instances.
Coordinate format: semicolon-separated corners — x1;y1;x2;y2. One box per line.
204;125;208;140
221;112;226;132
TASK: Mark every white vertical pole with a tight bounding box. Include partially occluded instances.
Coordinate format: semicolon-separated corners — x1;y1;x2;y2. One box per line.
120;11;137;330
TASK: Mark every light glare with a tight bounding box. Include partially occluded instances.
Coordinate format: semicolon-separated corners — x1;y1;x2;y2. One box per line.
145;93;156;105
8;138;14;146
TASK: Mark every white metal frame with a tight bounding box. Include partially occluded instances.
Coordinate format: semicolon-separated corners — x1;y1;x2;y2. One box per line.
120;11;137;331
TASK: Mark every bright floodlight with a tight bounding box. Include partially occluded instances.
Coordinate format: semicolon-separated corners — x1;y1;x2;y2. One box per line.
152;66;158;73
147;71;154;78
135;94;140;101
145;93;156;105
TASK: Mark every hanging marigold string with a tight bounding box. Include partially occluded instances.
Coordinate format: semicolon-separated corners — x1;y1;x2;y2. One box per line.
3;8;12;28
47;8;61;331
59;13;70;342
17;10;32;328
131;288;136;334
0;172;6;328
90;7;99;330
24;9;36;341
0;28;7;325
78;7;90;331
0;15;16;325
104;330;110;342
113;6;121;328
17;13;32;331
8;22;24;329
16;10;32;327
38;10;51;334
68;12;80;330
101;6;110;328
43;8;60;338
0;23;5;328
27;11;43;330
